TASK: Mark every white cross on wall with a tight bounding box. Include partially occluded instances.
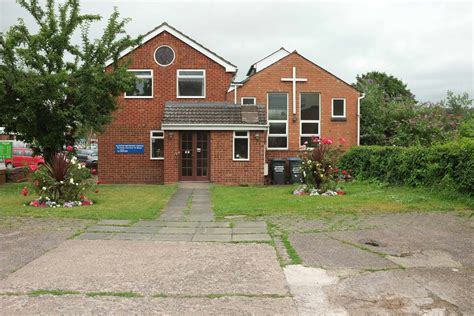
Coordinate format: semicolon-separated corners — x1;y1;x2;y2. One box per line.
281;67;307;115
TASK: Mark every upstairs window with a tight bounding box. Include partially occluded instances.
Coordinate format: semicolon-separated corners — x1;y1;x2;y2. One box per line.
125;70;153;98
233;131;249;160
241;97;256;105
267;92;288;149
177;70;205;98
332;98;346;119
150;131;164;159
300;93;320;146
154;45;175;66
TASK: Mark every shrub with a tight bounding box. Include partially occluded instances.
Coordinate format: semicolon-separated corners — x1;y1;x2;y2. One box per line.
338;139;474;195
300;136;345;191
30;152;95;204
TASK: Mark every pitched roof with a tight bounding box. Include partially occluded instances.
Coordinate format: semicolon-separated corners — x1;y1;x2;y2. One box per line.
161;102;267;130
105;22;237;72
246;47;291;76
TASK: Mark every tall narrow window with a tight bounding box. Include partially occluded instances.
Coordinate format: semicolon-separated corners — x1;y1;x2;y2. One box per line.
332;98;346;119
150;130;164;159
300;93;320;146
233;131;249;160
177;70;205;98
267;93;288;149
241;97;256;105
125;70;153;98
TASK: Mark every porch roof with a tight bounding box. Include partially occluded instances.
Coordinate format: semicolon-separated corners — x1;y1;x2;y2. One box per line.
161;102;268;130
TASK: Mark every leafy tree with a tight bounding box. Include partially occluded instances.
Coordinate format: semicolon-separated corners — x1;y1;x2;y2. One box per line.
0;0;141;161
353;71;416;145
441;90;473;117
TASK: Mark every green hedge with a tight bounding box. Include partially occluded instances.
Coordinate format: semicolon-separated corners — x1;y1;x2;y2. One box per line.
338;139;474;195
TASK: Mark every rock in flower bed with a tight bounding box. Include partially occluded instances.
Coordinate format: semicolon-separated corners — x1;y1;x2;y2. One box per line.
293;184;345;197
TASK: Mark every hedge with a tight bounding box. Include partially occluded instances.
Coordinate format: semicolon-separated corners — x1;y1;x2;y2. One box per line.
338;139;474;195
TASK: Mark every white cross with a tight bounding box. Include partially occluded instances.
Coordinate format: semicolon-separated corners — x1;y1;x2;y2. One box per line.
281;67;307;114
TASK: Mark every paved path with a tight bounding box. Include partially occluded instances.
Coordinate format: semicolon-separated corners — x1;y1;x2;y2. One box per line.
76;183;272;242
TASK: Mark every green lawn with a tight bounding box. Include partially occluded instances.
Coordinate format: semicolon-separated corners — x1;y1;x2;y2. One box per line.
0;183;177;220
211;182;473;219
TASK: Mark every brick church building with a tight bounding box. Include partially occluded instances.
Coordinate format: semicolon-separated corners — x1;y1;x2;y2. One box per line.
98;23;362;185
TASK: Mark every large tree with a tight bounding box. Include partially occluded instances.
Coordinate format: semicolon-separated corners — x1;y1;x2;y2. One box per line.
353;71;416;145
0;0;141;161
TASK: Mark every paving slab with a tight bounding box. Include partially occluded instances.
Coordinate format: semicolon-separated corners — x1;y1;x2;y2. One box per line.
187;215;214;221
289;233;397;269
199;222;231;228
232;234;272;242
96;220;131;226
0;295;297;315
197;227;232;234
121;226;159;234
234;221;267;228
76;233;113;240
158;221;200;228
0;240;289;296
86;225;128;233
111;233;153;241
233;227;268;234
134;220;165;227
159;227;197;234
192;234;232;242
151;234;194;241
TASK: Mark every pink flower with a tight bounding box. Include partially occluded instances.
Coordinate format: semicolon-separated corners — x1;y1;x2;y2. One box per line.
30;200;40;207
311;135;320;143
29;165;38;171
21;186;28;196
91;168;97;175
66;145;73;152
322;137;333;145
342;170;347;175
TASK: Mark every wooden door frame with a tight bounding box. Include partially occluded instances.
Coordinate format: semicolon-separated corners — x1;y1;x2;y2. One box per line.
179;131;210;181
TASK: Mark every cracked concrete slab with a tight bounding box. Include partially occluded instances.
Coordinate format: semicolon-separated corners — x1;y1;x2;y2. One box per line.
0;240;289;296
0;295;298;315
290;233;397;269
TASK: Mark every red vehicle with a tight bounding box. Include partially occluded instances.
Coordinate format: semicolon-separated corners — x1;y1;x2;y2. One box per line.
5;148;45;169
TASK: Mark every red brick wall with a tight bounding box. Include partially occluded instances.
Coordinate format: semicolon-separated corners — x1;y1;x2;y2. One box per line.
99;31;234;183
210;131;266;185
226;52;360;163
164;131;180;184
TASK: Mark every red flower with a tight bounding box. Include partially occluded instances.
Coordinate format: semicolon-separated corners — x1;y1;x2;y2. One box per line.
91;168;97;175
30;200;40;207
342;170;347;175
336;190;346;196
349;169;353;173
21;186;28;196
81;200;92;206
311;135;320;143
29;165;37;171
96;180;102;185
66;145;74;152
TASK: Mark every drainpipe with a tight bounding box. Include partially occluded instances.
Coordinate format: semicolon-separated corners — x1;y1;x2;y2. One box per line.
357;93;365;146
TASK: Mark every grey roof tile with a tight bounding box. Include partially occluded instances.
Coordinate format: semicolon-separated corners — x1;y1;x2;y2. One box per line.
162;102;267;126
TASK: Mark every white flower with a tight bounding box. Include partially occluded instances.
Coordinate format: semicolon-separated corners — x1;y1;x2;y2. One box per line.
60;181;63;184
75;183;78;186
77;164;82;169
42;186;47;191
70;178;74;184
45;197;50;201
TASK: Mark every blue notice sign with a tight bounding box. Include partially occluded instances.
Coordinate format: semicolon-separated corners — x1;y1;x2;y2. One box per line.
115;144;145;154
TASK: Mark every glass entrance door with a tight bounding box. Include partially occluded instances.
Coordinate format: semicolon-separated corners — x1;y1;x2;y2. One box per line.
180;131;210;181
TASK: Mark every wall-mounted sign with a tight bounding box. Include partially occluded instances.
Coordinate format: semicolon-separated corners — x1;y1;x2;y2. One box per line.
115;144;145;154
0;142;13;160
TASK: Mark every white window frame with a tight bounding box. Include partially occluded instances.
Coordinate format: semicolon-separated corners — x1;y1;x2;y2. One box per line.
153;45;176;67
233;131;250;161
176;69;206;98
331;98;346;118
150;130;164;160
241;97;256;105
300;92;321;146
124;69;154;99
267;92;289;150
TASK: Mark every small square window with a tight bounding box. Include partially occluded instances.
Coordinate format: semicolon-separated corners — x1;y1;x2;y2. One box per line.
177;70;205;98
125;70;153;98
150;130;164;159
233;131;249;160
332;99;346;118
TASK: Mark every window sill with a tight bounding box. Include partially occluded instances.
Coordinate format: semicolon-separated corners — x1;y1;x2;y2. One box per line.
266;148;289;151
124;96;154;99
177;96;206;99
331;117;347;122
233;158;250;161
150;158;164;160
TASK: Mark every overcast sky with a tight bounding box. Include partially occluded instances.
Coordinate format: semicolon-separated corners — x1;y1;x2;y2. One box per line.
1;0;472;102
